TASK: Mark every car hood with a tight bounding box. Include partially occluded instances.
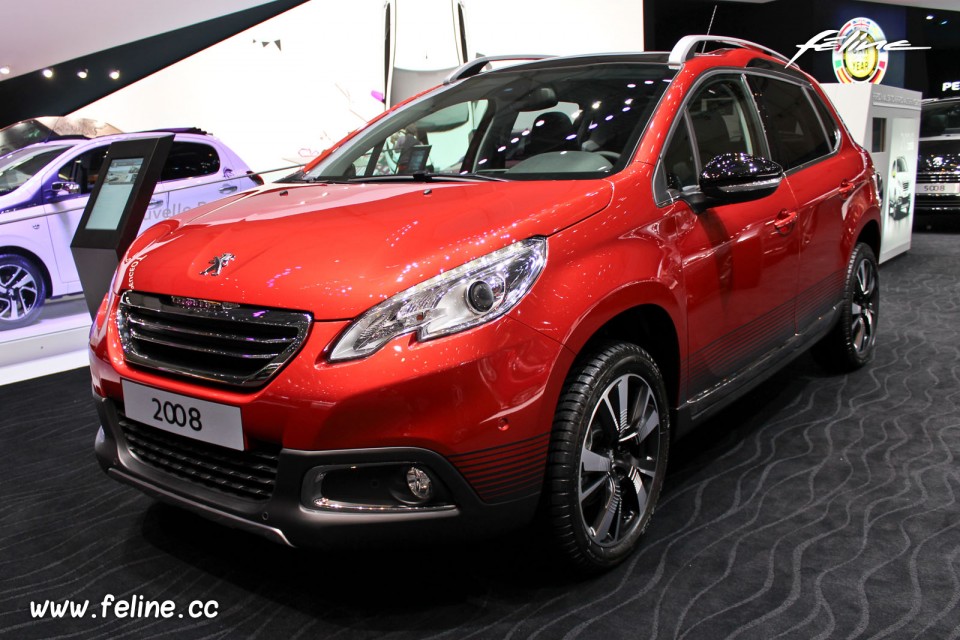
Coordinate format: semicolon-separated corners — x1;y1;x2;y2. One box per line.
123;180;612;319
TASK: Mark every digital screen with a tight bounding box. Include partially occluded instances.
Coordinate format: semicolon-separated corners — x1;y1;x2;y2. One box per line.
84;157;144;230
397;145;431;174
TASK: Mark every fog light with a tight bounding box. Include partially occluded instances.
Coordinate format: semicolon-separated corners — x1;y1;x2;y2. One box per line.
406;466;433;501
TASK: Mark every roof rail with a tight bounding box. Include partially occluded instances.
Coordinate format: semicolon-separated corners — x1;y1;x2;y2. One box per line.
445;54;553;83
668;35;790;68
139;127;210;136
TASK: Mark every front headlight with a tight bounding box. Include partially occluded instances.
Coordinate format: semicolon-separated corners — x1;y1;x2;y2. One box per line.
329;237;547;361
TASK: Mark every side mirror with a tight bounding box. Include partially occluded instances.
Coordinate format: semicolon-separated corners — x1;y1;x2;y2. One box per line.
50;181;81;196
686;153;783;213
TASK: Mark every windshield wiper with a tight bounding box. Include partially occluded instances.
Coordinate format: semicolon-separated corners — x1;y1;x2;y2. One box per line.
276;172;353;184
303;176;354;184
347;172;507;183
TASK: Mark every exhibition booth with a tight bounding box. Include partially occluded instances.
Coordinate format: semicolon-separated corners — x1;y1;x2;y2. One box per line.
3;1;960;638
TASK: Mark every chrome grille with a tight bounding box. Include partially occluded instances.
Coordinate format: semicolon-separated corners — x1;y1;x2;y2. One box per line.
117;291;312;388
917;172;960;184
119;414;279;501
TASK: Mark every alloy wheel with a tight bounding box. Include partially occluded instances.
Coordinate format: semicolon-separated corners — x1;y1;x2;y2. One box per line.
850;255;878;356
0;262;40;324
579;373;662;546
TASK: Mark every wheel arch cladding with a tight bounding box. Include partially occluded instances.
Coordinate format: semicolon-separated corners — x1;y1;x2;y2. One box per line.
858;219;881;258
572;304;681;412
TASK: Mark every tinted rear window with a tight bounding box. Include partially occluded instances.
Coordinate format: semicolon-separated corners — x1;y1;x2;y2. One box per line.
160;142;220;181
748;76;831;171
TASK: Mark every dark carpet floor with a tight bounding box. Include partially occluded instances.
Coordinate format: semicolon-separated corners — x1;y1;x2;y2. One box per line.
2;232;959;640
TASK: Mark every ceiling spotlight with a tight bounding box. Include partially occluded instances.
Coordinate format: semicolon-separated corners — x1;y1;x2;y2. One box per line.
941;20;949;25
0;66;10;75
41;68;54;79
77;69;88;79
926;14;934;20
109;69;120;80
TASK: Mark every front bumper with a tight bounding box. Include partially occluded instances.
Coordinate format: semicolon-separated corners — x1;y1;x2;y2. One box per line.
94;396;542;547
914;196;960;214
90;291;574;546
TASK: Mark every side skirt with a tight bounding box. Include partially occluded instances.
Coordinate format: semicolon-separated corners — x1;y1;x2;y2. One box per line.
673;303;841;439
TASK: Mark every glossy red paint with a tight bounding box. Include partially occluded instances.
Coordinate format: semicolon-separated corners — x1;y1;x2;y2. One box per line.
115;181;611;317
90;42;882;551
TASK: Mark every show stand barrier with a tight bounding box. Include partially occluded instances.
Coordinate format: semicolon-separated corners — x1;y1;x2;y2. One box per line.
821;84;922;264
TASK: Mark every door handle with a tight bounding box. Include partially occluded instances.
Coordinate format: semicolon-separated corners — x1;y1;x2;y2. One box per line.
838;179;856;200
148;199;163;207
219;185;238;194
774;209;798;234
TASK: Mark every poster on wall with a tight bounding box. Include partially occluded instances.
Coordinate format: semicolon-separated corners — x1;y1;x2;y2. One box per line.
881;117;919;260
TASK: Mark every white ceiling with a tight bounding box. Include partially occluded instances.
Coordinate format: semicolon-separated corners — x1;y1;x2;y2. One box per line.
0;0;275;81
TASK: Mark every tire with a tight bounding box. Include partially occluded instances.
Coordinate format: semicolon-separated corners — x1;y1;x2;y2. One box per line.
546;342;670;573
812;242;879;372
0;254;47;330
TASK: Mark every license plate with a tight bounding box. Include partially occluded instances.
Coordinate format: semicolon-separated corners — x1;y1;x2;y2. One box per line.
919;183;960;194
122;380;244;450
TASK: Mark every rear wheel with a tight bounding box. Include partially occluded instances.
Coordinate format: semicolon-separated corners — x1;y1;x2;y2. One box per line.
546;342;669;572
813;242;879;371
0;254;47;330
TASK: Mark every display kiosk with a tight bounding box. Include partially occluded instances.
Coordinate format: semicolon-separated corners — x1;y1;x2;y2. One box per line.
821;84;922;263
70;135;173;316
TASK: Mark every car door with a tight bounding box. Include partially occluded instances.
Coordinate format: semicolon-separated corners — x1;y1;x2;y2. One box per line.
659;74;801;401
746;74;863;334
42;143;107;287
161;141;240;220
44;143;167;287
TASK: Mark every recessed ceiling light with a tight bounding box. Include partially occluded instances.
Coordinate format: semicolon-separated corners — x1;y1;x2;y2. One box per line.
927;14;934;20
0;66;10;75
41;68;53;79
77;69;88;79
109;69;120;80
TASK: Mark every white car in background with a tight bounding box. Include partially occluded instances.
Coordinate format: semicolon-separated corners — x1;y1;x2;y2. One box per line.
0;129;260;329
888;155;912;220
384;0;470;107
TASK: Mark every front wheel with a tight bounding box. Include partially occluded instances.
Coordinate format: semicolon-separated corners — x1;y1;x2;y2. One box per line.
813;242;879;371
546;342;670;572
0;254;47;330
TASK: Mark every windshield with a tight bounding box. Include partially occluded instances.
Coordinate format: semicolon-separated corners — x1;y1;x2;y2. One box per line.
0;121;55;156
921;100;960;137
0;145;71;197
298;62;673;182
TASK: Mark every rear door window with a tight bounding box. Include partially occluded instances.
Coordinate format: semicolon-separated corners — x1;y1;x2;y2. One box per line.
747;76;831;171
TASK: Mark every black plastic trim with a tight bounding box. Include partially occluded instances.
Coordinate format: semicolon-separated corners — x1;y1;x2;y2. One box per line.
94;397;540;548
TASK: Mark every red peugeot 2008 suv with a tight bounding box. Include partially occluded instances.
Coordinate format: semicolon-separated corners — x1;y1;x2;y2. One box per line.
90;35;881;572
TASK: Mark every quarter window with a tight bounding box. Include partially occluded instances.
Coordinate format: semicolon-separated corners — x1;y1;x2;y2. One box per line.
160;142;220;181
662;119;697;191
747;76;831;170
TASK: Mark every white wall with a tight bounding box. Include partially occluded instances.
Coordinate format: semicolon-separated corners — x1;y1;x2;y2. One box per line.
72;0;644;179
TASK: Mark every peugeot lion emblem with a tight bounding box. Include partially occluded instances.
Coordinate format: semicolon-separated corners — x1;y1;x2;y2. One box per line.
200;253;236;277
